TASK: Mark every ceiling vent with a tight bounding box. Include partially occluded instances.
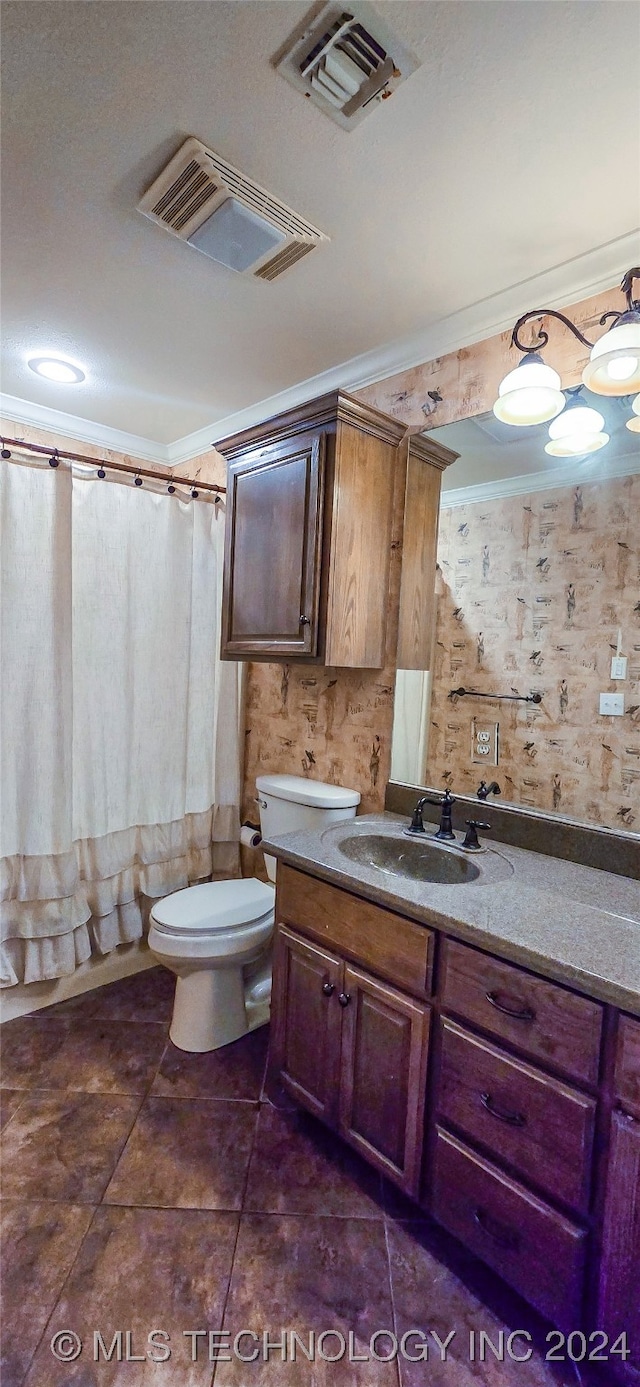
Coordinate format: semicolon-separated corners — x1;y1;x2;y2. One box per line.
275;2;421;130
137;137;329;279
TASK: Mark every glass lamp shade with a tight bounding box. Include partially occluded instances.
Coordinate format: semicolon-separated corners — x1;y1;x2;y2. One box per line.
582;313;640;396
627;393;640;433
493;353;565;426
544;402;608;457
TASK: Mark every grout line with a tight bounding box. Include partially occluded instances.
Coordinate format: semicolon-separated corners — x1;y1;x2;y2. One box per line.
383;1218;403;1387
11;1201;100;1384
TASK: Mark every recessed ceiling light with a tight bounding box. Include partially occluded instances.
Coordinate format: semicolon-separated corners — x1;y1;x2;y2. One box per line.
28;356;85;384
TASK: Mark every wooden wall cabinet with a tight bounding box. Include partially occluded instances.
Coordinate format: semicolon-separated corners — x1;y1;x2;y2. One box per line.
217;390;455;667
268;863;640;1362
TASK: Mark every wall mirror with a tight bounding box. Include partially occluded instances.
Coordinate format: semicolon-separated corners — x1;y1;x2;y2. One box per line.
391;387;640;834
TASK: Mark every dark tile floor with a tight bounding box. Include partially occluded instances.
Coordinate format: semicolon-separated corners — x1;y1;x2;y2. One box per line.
1;967;590;1386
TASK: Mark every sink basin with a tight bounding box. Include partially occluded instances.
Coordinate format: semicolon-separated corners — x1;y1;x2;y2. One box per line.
337;833;481;884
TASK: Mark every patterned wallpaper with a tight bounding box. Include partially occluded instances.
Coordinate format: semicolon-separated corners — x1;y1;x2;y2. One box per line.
426;474;640;831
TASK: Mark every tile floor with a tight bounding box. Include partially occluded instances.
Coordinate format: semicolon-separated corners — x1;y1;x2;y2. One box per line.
1;967;595;1386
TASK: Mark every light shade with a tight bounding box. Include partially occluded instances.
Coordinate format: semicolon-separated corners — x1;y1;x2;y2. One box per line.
544;401;608;457
627;393;640;433
493;352;565;426
28;356;85;384
582;312;640;396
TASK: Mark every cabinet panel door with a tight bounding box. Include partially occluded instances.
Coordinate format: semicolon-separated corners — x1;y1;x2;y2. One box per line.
270;926;343;1126
598;1112;640;1380
221;432;325;657
338;965;430;1195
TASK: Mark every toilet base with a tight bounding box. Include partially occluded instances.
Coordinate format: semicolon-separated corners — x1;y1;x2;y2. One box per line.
168;961;270;1052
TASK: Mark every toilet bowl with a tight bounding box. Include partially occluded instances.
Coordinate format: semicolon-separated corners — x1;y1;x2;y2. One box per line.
148;774;360;1052
148;878;276;1052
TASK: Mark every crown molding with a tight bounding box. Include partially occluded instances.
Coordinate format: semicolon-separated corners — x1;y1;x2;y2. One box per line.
3;230;638;464
0;393;171;464
441;452;640;508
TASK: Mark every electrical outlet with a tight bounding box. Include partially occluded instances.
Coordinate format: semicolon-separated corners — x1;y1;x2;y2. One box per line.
599;692;625;716
611;656;628;680
471;720;499;764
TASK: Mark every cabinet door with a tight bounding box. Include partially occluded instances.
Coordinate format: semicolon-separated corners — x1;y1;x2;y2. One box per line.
221;432;325;658
338;964;430;1195
598;1111;640;1381
270;925;343;1126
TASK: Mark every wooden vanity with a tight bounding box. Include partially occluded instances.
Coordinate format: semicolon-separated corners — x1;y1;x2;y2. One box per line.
268;860;640;1373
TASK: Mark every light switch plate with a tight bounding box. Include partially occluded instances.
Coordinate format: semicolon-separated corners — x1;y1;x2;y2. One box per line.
611;656;628;680
599;692;625;716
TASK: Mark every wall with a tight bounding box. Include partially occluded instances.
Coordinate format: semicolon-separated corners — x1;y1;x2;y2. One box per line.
426;474;640;830
235;281;629;835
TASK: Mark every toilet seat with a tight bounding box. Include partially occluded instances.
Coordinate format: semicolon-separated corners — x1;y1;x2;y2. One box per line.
150;878;275;936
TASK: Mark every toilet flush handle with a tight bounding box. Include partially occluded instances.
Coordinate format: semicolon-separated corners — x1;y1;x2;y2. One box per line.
254;796;267;810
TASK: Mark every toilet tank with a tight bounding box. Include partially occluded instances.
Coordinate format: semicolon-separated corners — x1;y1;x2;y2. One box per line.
256;774;360;883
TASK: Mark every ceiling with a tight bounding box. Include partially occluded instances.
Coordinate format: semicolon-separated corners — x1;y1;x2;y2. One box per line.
1;0;639;461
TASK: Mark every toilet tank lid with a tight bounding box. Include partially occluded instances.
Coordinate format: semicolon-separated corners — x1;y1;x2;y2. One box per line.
151;879;275;932
256;774;360;809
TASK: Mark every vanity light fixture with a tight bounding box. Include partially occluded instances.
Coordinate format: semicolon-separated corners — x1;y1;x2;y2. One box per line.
28;356;86;384
494;266;640;427
544;390;608;458
626;393;640;433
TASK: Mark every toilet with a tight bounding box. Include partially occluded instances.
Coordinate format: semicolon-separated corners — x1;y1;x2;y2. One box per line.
148;774;360;1052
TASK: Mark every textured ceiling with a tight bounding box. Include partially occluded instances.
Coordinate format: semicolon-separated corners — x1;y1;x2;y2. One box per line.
1;0;639;449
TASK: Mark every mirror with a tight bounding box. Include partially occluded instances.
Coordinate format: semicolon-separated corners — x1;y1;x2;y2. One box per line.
391;389;640;833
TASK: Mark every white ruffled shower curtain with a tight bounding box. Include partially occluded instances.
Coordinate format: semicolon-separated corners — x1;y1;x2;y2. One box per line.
0;459;242;986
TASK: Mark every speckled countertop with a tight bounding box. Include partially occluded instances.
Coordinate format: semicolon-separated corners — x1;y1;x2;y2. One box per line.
263;813;640;1015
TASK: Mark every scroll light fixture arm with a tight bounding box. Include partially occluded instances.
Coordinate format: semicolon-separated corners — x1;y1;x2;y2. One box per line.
510;266;640;355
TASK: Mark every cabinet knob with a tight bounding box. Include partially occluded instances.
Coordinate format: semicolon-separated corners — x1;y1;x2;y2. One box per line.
322;981;335;997
299;613;310;625
338;992;351;1008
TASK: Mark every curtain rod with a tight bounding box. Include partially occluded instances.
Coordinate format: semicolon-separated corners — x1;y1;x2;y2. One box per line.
0;436;226;496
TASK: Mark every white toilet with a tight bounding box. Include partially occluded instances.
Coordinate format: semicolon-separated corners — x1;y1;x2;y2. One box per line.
148;774;360;1052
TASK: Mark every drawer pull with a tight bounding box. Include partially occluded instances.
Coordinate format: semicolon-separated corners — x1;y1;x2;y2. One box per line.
480;1091;527;1128
338;992;351;1008
485;990;535;1022
322;981;335;997
473;1205;520;1252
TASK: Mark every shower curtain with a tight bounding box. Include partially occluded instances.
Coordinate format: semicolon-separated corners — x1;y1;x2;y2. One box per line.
0;459;242;986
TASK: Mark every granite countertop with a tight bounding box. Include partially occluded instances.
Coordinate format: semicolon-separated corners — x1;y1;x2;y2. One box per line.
263;812;640;1015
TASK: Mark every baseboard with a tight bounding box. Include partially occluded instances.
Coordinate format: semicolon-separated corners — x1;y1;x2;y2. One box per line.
0;941;157;1023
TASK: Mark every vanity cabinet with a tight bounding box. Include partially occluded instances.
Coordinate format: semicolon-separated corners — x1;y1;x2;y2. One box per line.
217;390;455;666
270;868;433;1195
268;861;639;1358
597;1016;640;1381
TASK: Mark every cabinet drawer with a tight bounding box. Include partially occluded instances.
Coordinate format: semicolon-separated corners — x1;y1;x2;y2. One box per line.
441;939;602;1085
439;1020;595;1211
277;864;434;998
616;1015;640;1119
432;1128;587;1331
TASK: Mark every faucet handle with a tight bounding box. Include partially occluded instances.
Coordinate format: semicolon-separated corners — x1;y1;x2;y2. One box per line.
462;819;491;851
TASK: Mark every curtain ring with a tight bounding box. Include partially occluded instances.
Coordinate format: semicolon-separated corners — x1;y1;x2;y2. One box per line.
134;474;143;487
48;451;60;468
168;483;176;494
0;440;11;459
97;467;106;479
191;488;199;500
